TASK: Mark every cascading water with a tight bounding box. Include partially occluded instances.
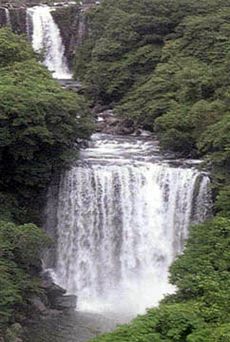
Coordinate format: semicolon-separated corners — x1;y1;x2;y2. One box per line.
4;9;11;28
46;134;211;320
27;5;72;79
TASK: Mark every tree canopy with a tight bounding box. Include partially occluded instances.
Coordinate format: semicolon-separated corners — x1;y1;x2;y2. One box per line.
0;28;93;332
75;0;230;203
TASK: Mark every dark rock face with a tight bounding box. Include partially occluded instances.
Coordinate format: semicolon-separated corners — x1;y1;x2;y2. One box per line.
51;5;82;65
51;2;96;67
23;311;117;342
29;297;49;315
53;295;77;310
25;271;77;330
0;8;7;26
96;109;136;135
42;173;61;269
0;6;27;33
8;8;27;34
40;271;77;312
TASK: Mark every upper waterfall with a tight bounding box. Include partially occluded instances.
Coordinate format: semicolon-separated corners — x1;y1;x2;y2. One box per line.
45;134;211;320
4;8;11;28
27;5;72;79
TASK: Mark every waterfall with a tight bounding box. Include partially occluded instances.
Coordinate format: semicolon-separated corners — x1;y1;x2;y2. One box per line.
27;6;72;79
5;9;11;28
46;134;211;319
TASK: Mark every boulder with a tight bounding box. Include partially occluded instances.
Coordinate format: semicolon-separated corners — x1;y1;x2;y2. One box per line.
53;295;77;310
41;271;65;293
46;282;66;296
40;271;76;311
29;296;48;315
95;109;136;135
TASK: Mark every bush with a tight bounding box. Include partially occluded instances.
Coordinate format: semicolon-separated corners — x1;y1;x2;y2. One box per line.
0;221;50;327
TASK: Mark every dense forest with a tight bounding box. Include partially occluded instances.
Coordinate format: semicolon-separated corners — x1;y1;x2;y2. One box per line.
73;0;230;341
0;28;93;339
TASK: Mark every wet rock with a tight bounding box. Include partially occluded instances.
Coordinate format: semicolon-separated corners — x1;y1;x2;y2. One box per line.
58;79;81;91
53;295;77;310
23;311;117;342
29;296;49;315
40;271;76;311
106;117;119;126
98;109;114;119
75;138;89;148
45;282;69;310
46;282;66;296
96;109;135;135
92;104;110;114
133;129;153;137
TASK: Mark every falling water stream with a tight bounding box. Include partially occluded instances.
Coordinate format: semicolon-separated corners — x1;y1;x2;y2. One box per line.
4;8;11;28
50;134;210;316
36;133;211;342
27;5;72;79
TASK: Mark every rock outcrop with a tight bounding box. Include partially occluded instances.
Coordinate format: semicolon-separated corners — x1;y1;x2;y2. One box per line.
95;109;136;135
40;271;77;312
0;8;7;26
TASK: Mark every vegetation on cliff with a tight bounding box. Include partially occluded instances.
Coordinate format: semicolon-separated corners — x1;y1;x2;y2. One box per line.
75;0;230;207
0;28;93;335
75;0;230;179
73;0;230;341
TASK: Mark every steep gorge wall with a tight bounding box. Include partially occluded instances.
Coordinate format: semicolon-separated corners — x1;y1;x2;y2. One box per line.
0;7;27;33
0;1;96;66
0;7;7;26
52;5;82;66
51;1;96;65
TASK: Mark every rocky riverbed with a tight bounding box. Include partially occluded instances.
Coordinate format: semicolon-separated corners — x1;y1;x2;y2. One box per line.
23;311;117;342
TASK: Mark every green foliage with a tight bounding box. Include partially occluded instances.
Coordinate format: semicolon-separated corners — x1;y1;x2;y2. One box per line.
188;324;230;342
75;0;230;190
0;221;50;327
74;0;173;103
0;28;93;222
91;302;205;342
198;113;230;177
153;303;204;341
0;28;34;67
216;187;230;217
169;217;230;323
0;27;93;333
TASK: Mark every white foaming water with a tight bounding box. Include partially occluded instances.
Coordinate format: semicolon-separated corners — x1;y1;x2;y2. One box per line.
46;134;211;320
27;5;72;79
5;9;11;28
